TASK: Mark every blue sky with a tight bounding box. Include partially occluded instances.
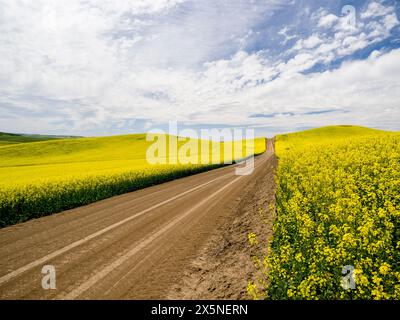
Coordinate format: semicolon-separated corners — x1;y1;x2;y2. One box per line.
0;0;399;137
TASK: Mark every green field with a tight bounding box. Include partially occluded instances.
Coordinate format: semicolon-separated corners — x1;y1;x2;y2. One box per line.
0;132;78;146
0;133;266;227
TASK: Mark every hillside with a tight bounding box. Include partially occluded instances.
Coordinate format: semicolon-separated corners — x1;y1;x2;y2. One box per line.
275;125;393;155
0;133;266;227
0;132;79;146
259;125;400;299
0;134;265;185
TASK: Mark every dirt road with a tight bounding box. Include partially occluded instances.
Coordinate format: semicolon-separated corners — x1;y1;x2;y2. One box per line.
0;139;275;299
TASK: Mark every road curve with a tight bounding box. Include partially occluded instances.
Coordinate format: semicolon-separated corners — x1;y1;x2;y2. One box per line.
0;139;274;299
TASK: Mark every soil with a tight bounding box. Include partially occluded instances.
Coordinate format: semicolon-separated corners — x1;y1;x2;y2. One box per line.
167;153;277;299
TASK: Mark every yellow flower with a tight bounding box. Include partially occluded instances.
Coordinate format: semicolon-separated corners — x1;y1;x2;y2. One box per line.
379;263;390;276
295;252;304;263
247;233;258;246
263;133;400;299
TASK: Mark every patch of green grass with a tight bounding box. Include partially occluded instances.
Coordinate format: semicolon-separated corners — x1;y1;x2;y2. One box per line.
0;132;78;146
0;132;55;145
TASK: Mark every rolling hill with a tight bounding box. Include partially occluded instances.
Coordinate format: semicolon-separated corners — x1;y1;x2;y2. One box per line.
274;125;394;155
0;133;266;227
261;125;400;300
0;132;79;146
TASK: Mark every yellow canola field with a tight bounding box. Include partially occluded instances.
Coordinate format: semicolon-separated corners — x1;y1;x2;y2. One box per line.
256;126;400;299
0;134;266;227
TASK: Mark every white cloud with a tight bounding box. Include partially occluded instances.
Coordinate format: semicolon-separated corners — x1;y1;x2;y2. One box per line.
361;1;394;19
294;34;322;50
0;0;399;135
240;48;400;131
281;1;400;79
278;26;296;44
383;13;399;30
318;13;338;28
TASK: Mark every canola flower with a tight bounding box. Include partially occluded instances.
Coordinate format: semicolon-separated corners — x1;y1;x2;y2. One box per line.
0;164;218;227
0;135;266;228
253;130;400;300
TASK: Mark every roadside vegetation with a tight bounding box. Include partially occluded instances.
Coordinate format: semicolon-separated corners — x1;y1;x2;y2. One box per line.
249;126;400;299
0;133;265;228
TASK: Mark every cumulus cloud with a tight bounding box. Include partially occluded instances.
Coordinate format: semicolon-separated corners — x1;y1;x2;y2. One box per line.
278;26;296;44
318;13;338;29
361;1;395;19
248;49;400;128
293;34;322;50
0;0;399;135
